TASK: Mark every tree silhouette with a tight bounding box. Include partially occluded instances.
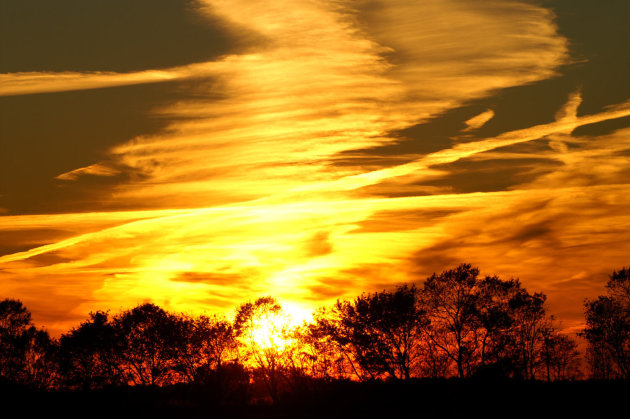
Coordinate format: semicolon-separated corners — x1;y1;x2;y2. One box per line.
541;327;581;381
293;318;342;381
306;305;369;381
5;261;627;396
112;303;186;386
58;311;121;389
0;299;56;388
608;267;630;308
175;314;239;385
506;288;549;379
420;264;483;378
474;276;522;373
234;296;291;403
301;265;563;380
418;265;556;379
318;284;427;380
582;267;630;379
0;299;32;380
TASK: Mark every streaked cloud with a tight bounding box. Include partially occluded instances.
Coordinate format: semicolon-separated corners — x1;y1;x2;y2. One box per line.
1;0;628;338
56;163;120;181
463;110;495;132
0;69;180;96
0;62;228;96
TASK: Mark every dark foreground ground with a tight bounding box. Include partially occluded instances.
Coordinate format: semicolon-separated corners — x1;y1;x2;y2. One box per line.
2;379;627;419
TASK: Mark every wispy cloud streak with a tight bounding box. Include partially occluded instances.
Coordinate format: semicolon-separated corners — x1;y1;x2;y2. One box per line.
4;0;627;336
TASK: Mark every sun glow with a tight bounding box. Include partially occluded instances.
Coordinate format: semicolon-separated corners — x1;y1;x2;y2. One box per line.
249;310;293;351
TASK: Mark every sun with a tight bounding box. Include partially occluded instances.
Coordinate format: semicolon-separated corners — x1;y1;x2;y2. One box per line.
234;296;304;353
249;310;293;350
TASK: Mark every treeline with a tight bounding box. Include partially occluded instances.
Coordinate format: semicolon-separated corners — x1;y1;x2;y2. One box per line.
1;264;629;404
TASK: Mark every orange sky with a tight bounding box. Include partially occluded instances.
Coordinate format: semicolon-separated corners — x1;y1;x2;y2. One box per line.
1;0;629;336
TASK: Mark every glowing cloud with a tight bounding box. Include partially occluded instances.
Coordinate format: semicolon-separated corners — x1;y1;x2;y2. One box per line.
56;164;120;181
4;0;628;338
464;110;495;132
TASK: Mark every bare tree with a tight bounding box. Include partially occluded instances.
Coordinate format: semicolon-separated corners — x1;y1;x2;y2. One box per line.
420;264;483;378
507;289;549;380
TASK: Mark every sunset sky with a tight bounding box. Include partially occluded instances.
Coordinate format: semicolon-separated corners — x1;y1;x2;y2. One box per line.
1;0;629;336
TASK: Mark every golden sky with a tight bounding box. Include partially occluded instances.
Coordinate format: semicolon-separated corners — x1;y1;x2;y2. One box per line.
1;0;629;336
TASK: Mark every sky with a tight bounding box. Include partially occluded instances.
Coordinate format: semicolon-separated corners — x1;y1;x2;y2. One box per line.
1;0;629;336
